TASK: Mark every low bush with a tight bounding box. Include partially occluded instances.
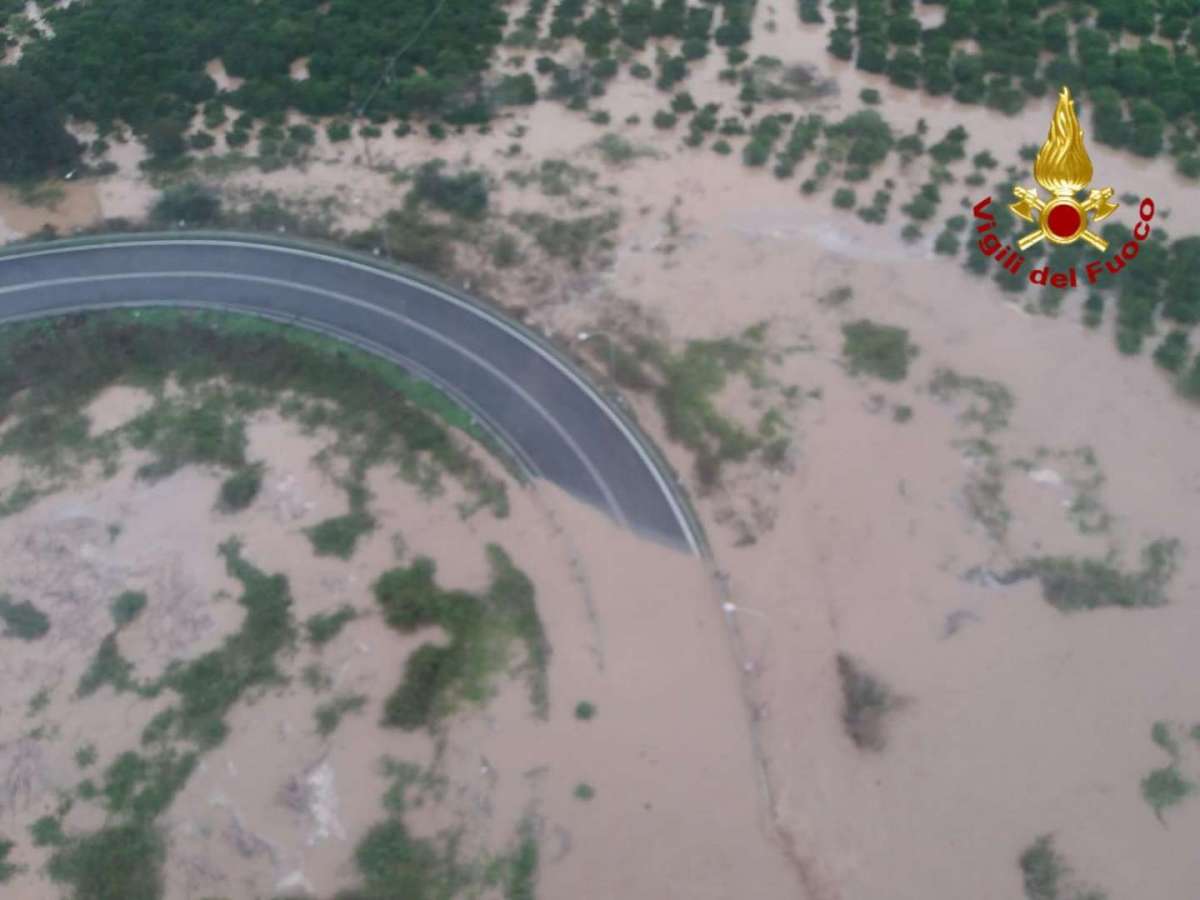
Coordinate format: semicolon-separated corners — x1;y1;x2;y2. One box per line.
841;320;919;382
0;595;50;640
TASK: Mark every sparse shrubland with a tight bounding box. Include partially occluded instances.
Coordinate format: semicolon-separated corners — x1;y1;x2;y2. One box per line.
836;653;899;751
841;320;919;382
375;545;548;730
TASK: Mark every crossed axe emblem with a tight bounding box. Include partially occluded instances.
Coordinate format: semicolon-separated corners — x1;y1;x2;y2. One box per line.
1010;186;1120;252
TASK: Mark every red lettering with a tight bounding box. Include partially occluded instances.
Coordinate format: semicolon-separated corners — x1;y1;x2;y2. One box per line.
973;197;995;220
1085;260;1105;284
1139;198;1155;222
1051;272;1068;288
978;233;1001;256
1134;221;1150;240
1122;240;1139;260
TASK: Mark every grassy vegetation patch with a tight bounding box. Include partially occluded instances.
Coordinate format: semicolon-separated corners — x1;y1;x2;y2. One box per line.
0;837;18;883
573;323;789;489
375;545;548;731
504;819;539;900
30;815;65;847
408;161;490;220
1018;833;1108;900
1142;765;1194;821
1141;720;1197;821
110;591;148;628
126;394;248;481
960;449;1009;543
593;133;658;166
574;701;597;721
159;538;296;749
1019;835;1065;900
929;368;1014;432
315;693;368;737
836;653;898;751
1018;539;1181;612
0;595;49;640
100;748;198;821
217;463;264;513
0;310;508;525
46;821;164;900
306;605;358;647
510;209;620;269
841;320;919;382
306;510;378;559
77;634;144;699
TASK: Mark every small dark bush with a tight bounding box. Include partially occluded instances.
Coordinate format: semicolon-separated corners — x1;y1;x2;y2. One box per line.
0;595;50;640
305;605;357;646
841;320;919;381
574;701;597;720
110;591;148;628
306;511;376;559
409;160;490;219
218;464;263;512
836;654;895;751
150;182;221;226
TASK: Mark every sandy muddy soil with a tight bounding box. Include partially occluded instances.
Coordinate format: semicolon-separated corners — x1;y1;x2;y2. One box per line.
2;6;1199;899
0;389;788;900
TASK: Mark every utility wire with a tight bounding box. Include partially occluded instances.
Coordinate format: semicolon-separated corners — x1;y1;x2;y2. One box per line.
356;0;449;117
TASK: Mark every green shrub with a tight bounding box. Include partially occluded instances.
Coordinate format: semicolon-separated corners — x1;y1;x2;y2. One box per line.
841;320;918;382
1153;331;1190;373
0;837;18;883
1019;539;1180;612
305;605;357;646
409;160;490;219
573;783;595;800
836;654;896;751
47;823;164;900
326;121;352;142
110;591;148;628
353;819;441;895
1019;835;1063;900
653;110;678;129
1142;766;1193;820
187;132;215;150
832;187;855;209
0;595;50;640
860;88;881;105
574;700;597;720
150;182;221;226
594;132;644;165
378;546;547;729
383;642;464;729
218;463;263;512
306;511;376;559
315;693;367;736
31;816;66;848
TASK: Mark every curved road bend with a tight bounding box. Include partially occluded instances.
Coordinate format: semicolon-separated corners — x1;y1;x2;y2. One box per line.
0;237;702;555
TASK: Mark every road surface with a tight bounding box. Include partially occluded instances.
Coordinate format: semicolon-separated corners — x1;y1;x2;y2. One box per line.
0;235;703;555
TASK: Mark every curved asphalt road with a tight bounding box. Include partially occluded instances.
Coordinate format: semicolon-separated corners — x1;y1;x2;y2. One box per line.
0;236;702;555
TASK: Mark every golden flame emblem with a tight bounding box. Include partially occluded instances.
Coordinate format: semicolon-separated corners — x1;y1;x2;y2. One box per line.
1010;87;1119;252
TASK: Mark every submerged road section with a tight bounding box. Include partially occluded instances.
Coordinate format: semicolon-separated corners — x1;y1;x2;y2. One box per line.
0;235;703;555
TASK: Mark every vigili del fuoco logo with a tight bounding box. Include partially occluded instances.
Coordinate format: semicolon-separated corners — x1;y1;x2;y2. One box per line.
972;86;1157;290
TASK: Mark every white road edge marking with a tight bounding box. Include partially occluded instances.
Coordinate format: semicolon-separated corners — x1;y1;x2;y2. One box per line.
1;239;702;555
